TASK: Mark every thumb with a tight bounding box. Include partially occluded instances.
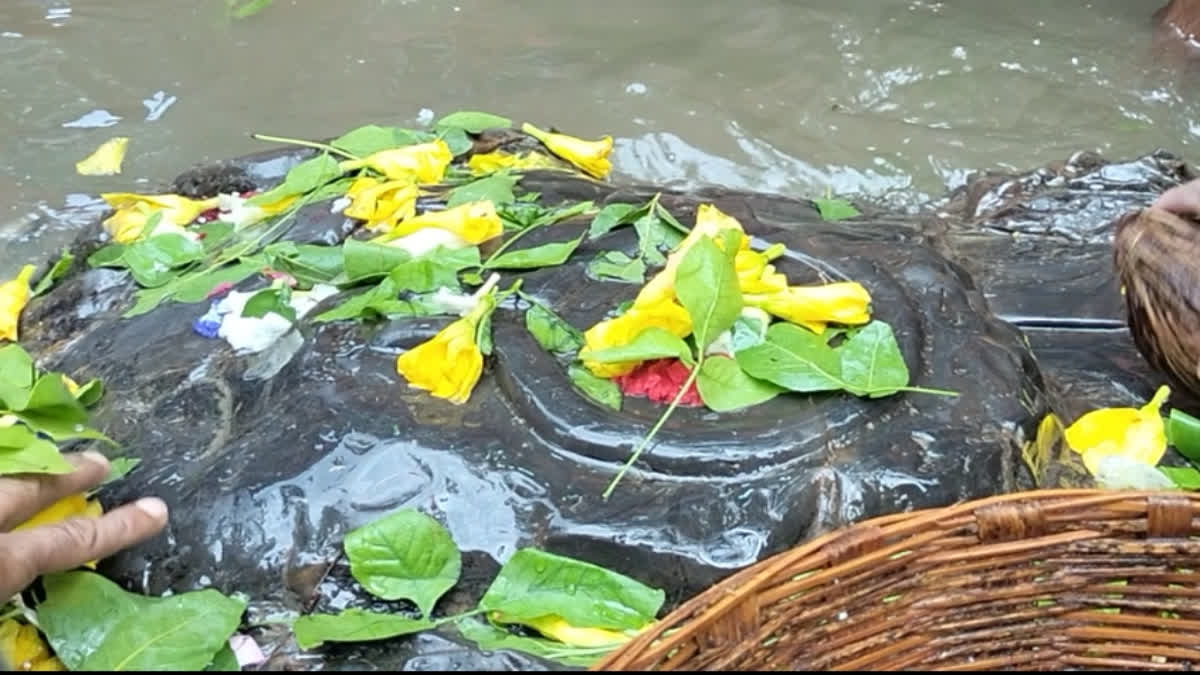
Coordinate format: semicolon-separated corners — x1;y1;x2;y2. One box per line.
1153;180;1200;217
0;498;168;594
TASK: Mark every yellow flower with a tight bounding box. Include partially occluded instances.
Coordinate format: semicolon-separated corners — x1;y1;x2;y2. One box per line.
342;178;419;233
0;265;35;343
0;620;65;671
489;612;636;649
395;278;499;404
520;123;613;180
467;150;561;175
375;201;503;245
1065;385;1171;477
100;193;218;244
339;140;453;184
735;243;789;295
745;281;872;334
582;296;693;378
75;137;129;176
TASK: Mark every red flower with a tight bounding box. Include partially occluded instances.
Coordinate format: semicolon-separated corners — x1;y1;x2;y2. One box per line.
614;359;703;407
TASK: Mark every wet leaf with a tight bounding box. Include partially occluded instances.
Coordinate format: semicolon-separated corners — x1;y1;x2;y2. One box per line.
343;509;462;618
485;236;583;270
675;231;742;350
122;234;205;288
87;243;127;268
434;111;513;134
0;344;35;409
587;203;638;240
524;303;584;355
633;211;684;265
264;242;345;285
696;356;783;412
838;320;910;398
736;323;843;393
729;314;768;352
227;0;273;18
455;618;606;668
73;378;104;407
343;239;412;283
478;548;664;632
241;287;297;322
32;249;75;297
437;127;474;157
292;610;434;650
247;154;342;206
389;246;480;293
10;373;92;438
172;258;265;304
446;172;519;208
1160;466;1200;490
38;571;246;671
0;426;72;476
331;125;435;157
76;137;129;176
1167;408;1200;462
567;364;622;411
812;197;860;221
581;327;694;366
586;251;645;284
205;643;239;671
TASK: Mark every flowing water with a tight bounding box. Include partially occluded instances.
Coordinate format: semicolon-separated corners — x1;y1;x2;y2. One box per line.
1;0;1198;273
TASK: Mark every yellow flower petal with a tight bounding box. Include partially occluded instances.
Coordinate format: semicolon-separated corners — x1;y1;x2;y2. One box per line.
520;123;613;180
491;613;635;648
75;137;130;176
380;201;503;245
0;265;35;343
343;180;419;233
745;282;872;333
1065;385;1171;476
395;286;497;405
99;193;218;243
467;150;561;175
582;297;693;378
0;620;65;671
341;141;453;184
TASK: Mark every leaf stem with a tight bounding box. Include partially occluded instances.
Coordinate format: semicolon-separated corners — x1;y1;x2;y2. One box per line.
432;608;487;627
602;357;703;500
893;386;959;397
251;133;360;161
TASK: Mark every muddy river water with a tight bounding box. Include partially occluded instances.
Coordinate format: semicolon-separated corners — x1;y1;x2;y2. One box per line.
2;0;1200;276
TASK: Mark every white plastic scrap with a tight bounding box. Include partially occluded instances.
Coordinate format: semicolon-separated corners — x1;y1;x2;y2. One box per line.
214;284;339;355
382;227;470;257
1092;455;1178;491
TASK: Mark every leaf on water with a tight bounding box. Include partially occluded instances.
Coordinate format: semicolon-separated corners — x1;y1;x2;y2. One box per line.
524;302;584;355
586;251;645;284
812;197;861;222
485;236;582;270
587;203;638;240
331;125;436;157
37;571;246;671
343;509;462;618
736;323;844;393
837;320;910;398
247;154;342;206
1160;466;1200;491
0;426;73;476
674;232;742;350
567;364;622;411
580;327;694;366
228;0;273;18
32;249;75;297
292;610;435;650
446;172;519;208
696;356;783;412
454;618;607;668
1168;408;1200;462
433;111;513;134
478;548;664;632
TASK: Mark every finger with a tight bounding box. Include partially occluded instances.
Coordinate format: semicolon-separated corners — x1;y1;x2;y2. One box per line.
1153;182;1200;217
0;498;168;594
0;451;111;531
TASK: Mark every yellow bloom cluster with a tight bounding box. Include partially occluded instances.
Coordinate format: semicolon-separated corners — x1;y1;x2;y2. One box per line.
1064;385;1171;478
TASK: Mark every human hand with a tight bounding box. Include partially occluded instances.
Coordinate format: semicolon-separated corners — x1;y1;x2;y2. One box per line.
0;452;167;599
1153;178;1200;217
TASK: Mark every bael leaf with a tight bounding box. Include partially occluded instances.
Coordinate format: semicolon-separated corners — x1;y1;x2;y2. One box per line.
0;426;73;476
587;203;638;240
265;242;345;285
837;320;910;398
736;323;843;393
1160;466;1200;490
343;239;412;283
292;610;435;650
674;232;742;350
696;356;784;412
1168;408;1200;462
633;210;684;266
524;303;584;355
387;246;480;293
32;249;75;297
567;364;622;411
37;571;246;671
485;236;583;270
433;111;513;134
248;154;342;206
343;509;462;618
122;234;206;288
331;125;435;157
812;197;861;222
580;327;694;366
87;243;127;268
455;618;607;668
446;172;519;208
478;548;664;632
0;343;35;409
587;251;645;284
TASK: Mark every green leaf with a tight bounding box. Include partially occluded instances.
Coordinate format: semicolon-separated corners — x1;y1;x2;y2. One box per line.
13;370;89;422
1160;466;1200;490
122;234;206;288
205;643;239;671
696;356;784;412
485;236;583;270
343;509;462;618
343;239;412;283
567;364;622;411
195;222;236;253
87;243;127;268
477;310;495;357
73;378;104;407
293;610;435;650
1168;408;1200;462
446;172;519;208
387;246;480;293
437;127;474;157
123;285;178;318
736;323;844;393
32;249;75;297
674;232;742;350
837;320;910;398
812;197;861;221
434;111;513;134
0;426;73;476
580;327;694;366
265;242;345;285
241;287;297;322
332;125;436;157
455;618;607;668
172;259;265;304
524;303;584;355
478;548;664;632
101;457;141;486
248;154;343;206
228;0;273;19
633;210;684;265
0;343;35;409
586;251;645;284
37;571;246;671
587;203;638;240
729;314;768;353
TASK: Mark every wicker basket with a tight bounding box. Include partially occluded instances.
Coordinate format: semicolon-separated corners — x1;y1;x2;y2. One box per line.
594;489;1200;671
